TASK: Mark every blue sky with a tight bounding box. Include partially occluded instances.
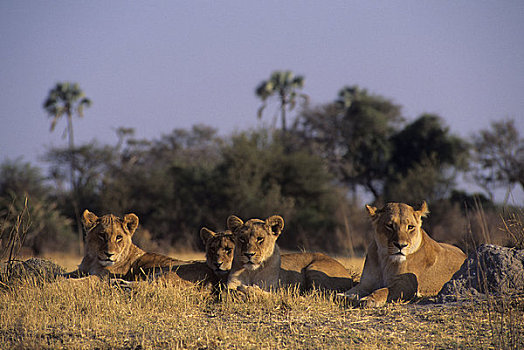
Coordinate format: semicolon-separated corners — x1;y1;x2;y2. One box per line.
1;1;523;202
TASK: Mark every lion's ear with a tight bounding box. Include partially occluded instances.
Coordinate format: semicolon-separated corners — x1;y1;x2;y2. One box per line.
123;213;139;236
416;201;429;218
82;210;98;231
227;215;244;232
266;215;284;236
365;204;378;218
200;227;216;244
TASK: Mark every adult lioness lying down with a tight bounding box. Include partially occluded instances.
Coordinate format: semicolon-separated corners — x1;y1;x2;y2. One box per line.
65;210;201;284
340;201;466;307
226;215;354;292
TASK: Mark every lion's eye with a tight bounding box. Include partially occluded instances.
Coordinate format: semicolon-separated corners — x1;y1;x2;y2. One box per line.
407;225;415;231
224;248;232;254
238;238;246;244
257;237;264;243
116;235;123;242
99;235;105;241
386;224;394;231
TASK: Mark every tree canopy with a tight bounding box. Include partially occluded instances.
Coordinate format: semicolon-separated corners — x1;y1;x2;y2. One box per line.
471;119;524;201
294;86;403;201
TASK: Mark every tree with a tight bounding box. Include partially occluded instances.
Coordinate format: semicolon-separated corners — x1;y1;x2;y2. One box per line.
255;70;307;133
294;85;403;201
0;159;74;255
389;114;468;175
44;142;114;217
216;129;344;252
384;114;469;203
470;119;524;201
43;82;92;152
383;156;454;204
96;125;224;250
43;82;91;252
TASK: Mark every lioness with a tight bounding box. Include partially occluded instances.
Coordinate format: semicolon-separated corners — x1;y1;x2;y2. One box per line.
65;210;192;283
340;201;466;307
226;215;354;292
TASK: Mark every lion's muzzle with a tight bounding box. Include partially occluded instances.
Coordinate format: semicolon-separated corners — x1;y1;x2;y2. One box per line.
388;242;409;262
242;252;259;270
392;242;408;255
98;252;116;266
213;262;229;275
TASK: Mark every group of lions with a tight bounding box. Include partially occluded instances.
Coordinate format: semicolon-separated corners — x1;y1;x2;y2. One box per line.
64;201;466;307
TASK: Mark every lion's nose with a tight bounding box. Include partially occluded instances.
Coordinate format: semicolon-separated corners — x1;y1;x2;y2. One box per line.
393;242;408;250
244;252;255;259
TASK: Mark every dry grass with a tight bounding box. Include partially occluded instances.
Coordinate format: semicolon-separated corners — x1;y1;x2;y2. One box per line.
2;205;522;350
0;254;522;349
501;209;524;249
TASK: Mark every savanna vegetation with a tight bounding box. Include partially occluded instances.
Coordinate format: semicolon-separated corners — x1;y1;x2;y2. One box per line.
1;74;522;257
1;73;523;349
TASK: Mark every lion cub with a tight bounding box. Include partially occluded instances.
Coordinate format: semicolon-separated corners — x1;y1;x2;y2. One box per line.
226;215;354;292
64;210;188;281
340;201;466;307
66;210;223;288
200;227;235;280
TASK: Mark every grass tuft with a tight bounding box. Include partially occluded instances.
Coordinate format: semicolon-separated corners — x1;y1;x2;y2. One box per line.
0;275;522;349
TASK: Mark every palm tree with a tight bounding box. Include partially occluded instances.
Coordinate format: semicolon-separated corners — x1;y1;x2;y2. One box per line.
44;82;91;151
43;82;91;253
255;70;307;133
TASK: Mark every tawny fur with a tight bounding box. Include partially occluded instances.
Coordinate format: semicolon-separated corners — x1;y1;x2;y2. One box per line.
280;252;354;292
342;202;466;307
65;210;212;286
226;215;354;292
200;227;235;281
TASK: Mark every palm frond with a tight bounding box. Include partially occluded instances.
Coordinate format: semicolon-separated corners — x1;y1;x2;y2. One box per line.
257;103;267;120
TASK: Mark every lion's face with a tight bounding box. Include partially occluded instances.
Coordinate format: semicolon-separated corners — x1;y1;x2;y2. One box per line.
227;215;284;271
200;227;235;276
82;210;139;268
366;202;429;262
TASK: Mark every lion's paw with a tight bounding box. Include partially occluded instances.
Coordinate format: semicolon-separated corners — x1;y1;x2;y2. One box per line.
110;278;138;291
336;292;364;308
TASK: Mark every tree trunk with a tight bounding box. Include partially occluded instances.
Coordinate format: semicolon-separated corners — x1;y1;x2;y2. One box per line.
367;180;381;204
280;92;287;133
67;111;83;255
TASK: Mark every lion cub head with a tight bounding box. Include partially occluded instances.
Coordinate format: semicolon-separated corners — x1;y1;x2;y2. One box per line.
227;215;284;270
200;227;235;276
366;202;429;262
82;210;139;268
